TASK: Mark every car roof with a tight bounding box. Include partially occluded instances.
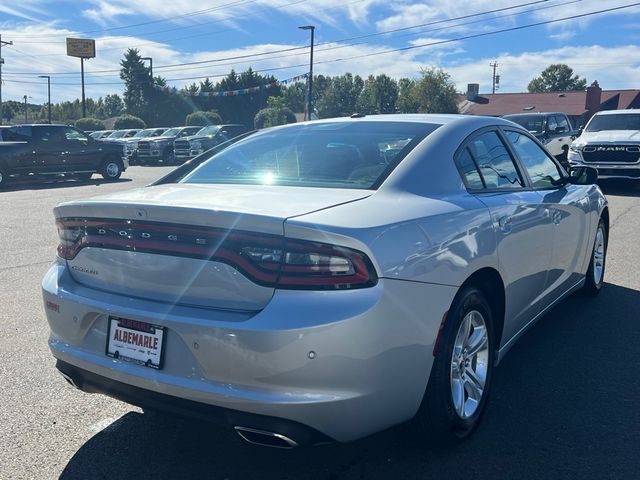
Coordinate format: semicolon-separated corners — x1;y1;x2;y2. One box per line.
503;112;564;117
593;109;640;116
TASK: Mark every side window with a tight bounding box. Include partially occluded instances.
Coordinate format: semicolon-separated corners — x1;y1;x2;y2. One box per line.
554;115;570;132
455;147;485;189
546;115;558;133
466;131;524;189
5;126;32;142
61;127;88;141
504;130;562;188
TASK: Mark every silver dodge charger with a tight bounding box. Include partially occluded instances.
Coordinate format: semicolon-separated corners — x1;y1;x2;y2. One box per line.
43;114;608;448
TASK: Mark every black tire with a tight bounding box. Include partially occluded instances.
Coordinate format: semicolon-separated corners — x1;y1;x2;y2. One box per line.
101;157;123;180
580;218;607;296
0;166;8;188
415;287;495;446
162;148;174;165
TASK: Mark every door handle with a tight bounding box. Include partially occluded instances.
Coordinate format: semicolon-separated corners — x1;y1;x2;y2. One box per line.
498;216;513;234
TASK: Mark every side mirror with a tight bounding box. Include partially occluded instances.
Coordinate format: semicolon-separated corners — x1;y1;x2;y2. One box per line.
569;166;598;185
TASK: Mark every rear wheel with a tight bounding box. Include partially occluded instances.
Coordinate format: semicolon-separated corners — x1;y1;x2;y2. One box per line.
101;158;122;180
415;287;494;445
581;218;607;296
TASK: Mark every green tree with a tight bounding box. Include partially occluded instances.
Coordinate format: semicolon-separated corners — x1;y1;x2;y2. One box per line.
411;68;458;114
103;94;124;118
356;74;398;114
396;78;420;113
120;49;152;118
113;114;146;129
283;83;306;113
527;64;587;93
254;96;296;129
315;73;363;118
185;110;223;126
75;117;106;131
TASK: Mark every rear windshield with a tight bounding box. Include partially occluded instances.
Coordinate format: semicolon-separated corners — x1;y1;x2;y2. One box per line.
181;121;438;189
504;115;544;134
586;113;640;132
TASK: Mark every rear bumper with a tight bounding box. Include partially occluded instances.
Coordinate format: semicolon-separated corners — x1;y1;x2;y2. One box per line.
56;359;333;446
42;261;455;442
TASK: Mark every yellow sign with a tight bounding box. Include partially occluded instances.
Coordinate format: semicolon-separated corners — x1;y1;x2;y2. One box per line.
66;38;96;58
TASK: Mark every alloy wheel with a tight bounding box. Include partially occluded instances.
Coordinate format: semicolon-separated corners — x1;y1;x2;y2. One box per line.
450;310;489;419
593;226;606;285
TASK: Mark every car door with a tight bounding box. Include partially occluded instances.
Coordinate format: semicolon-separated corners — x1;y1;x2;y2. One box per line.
57;127;96;171
33;126;68;172
3;126;37;174
457;129;554;342
503;128;590;303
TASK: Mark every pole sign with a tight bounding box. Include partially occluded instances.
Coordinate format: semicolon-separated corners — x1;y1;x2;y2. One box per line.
66;38;96;58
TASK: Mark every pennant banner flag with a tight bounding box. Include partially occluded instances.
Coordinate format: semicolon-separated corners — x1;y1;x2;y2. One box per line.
158;73;309;97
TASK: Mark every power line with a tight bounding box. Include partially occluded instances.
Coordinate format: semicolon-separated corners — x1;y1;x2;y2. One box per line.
4;0;559;76
4;1;637;87
8;0;260;39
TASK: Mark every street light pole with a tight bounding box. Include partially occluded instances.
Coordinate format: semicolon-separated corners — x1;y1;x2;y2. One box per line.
298;25;315;121
38;75;51;124
23;95;28;123
0;35;14;126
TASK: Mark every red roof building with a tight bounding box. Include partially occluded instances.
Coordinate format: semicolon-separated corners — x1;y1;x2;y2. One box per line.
457;84;640;127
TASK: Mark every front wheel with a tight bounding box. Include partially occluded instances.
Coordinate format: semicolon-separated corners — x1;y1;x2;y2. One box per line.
415;287;494;445
101;158;122;180
581;218;607;296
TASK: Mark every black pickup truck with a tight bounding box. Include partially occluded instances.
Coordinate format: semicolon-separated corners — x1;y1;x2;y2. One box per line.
0;124;127;187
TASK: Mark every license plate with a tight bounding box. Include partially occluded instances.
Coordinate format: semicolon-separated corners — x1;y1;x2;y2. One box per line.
106;316;165;369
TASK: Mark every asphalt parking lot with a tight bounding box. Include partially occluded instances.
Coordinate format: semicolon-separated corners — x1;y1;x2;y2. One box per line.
1;167;640;479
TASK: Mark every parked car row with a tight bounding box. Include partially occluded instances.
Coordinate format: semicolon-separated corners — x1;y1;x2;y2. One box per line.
88;125;250;166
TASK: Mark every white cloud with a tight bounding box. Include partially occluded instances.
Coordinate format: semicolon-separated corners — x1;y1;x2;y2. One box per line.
445;45;640;94
376;4;440;31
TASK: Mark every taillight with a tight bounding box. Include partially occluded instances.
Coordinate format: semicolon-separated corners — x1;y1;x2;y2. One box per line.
56;218;377;290
278;239;376;289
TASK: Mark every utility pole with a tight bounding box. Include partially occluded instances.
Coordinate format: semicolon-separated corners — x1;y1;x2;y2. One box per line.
299;25;315;121
38;75;51;124
80;58;86;117
490;61;499;94
23;95;28;123
0;35;14;125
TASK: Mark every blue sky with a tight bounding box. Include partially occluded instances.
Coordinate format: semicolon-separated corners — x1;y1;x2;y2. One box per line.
1;0;639;103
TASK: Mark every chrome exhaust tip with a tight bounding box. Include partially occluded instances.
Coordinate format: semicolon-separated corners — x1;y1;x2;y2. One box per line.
59;371;79;389
234;426;298;449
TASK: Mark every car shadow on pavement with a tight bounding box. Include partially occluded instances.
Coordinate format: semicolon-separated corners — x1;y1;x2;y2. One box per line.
597;178;640;197
59;283;640;480
1;177;132;192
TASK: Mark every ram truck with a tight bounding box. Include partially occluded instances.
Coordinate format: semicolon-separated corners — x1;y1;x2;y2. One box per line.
568;109;640;179
136;126;202;165
0;124;126;187
173;124;249;162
